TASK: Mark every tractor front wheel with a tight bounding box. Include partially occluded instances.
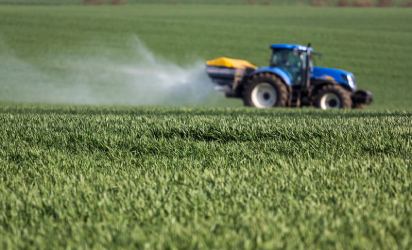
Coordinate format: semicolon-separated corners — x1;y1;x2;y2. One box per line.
243;73;288;108
314;85;352;110
353;103;365;109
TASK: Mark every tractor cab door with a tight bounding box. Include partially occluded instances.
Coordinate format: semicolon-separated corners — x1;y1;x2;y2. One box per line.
271;49;301;85
271;49;311;86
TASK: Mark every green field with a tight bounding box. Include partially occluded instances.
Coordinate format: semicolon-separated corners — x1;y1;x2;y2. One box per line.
0;0;410;6
1;105;411;249
1;4;412;249
0;5;411;108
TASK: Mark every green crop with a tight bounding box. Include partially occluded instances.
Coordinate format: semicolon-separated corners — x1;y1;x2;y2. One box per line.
0;105;411;249
0;5;412;249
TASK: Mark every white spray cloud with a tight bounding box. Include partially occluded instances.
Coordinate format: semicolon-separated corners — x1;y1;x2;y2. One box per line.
0;36;217;106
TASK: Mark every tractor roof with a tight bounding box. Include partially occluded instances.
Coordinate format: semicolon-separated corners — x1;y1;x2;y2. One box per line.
270;44;313;52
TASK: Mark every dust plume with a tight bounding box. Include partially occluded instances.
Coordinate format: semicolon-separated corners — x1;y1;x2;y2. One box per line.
0;36;217;106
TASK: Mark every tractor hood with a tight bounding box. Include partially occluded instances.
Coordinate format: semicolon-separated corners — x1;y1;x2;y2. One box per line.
311;67;357;90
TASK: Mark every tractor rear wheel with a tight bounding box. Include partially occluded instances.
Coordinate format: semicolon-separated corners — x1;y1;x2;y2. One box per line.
243;73;288;108
314;85;352;110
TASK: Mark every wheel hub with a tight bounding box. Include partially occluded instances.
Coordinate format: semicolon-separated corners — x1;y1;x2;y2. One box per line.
251;83;277;108
328;99;338;107
320;93;341;110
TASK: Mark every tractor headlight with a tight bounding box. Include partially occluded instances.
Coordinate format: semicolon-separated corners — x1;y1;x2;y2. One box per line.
347;75;356;89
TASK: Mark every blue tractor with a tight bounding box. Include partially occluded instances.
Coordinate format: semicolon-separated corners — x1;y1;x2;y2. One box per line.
206;44;373;109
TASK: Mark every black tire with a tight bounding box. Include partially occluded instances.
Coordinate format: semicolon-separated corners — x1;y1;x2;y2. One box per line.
314;85;352;110
353;103;365;109
242;73;288;108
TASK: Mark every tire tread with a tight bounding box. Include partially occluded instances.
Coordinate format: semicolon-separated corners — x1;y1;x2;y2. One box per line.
314;85;352;109
242;73;288;108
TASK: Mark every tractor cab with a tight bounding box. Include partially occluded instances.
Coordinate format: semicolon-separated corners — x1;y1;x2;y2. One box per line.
269;44;313;86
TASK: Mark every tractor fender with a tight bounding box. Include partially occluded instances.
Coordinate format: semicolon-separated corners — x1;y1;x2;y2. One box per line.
249;67;292;86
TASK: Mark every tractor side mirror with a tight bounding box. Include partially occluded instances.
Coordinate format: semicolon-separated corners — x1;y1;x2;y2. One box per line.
312;52;322;59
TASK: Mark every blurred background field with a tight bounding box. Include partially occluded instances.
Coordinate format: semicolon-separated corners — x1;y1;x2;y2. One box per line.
1;0;412;6
0;5;411;109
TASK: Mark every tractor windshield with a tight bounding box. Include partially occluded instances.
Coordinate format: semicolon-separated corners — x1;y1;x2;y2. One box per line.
271;49;311;85
271;49;300;68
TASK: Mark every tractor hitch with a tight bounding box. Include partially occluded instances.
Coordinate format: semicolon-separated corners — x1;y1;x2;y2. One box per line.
352;90;373;105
